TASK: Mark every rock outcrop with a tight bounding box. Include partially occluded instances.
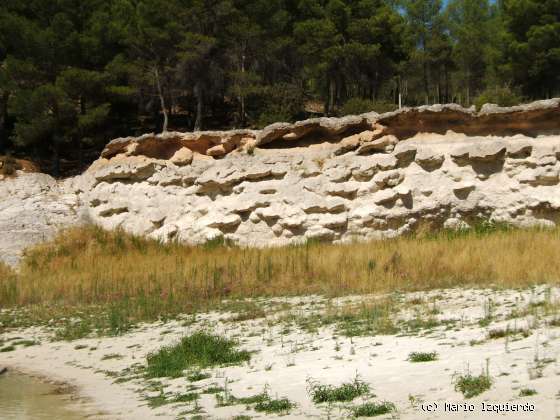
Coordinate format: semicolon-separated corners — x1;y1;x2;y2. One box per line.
0;173;82;266
2;98;560;266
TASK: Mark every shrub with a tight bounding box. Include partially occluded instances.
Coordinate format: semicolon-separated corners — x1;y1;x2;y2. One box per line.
474;86;524;110
454;372;492;398
339;98;396;116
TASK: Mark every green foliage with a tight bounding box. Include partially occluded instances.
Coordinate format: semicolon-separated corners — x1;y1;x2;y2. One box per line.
145;332;251;378
0;345;15;352
55;319;94;341
254;397;295;414
408;351;438;362
254;83;305;127
519;388;537;397
216;386;295;414
339;98;396;116
187;371;211;382
307;376;370;404
502;0;560;97
454;372;492;398
351;401;396;417
474;86;524;110
0;0;554;172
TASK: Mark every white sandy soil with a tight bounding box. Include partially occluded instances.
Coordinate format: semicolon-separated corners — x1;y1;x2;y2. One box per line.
2;287;560;419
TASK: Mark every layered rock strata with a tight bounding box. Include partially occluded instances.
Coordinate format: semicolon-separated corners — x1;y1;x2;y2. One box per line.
2;99;560;266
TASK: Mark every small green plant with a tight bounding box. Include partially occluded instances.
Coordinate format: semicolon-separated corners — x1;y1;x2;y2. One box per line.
408;351;438;362
519;388;537;397
173;392;199;403
488;326;530;340
0;345;15;352
54;319;93;341
145;389;169;408
330;299;398;337
11;339;39;347
307;375;370;403
203;385;224;394
187;371;211;382
107;304;132;336
146;332;251;378
479;298;495;327
453;372;492;398
254;397;295;414
351;401;396;417
101;353;123;360
216;389;267;407
215;385;292;413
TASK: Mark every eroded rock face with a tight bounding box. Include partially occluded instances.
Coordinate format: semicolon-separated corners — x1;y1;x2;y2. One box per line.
2;98;560;266
78;130;560;250
0;173;83;266
99;99;560;163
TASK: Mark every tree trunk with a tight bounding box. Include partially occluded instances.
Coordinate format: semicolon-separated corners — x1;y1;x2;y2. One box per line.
194;81;203;132
422;61;430;104
154;67;168;133
444;66;450;104
466;68;471;106
52;137;61;177
0;92;9;153
240;51;246;127
327;77;335;116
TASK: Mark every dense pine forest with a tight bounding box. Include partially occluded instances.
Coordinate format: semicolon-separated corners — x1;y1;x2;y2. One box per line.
0;0;559;175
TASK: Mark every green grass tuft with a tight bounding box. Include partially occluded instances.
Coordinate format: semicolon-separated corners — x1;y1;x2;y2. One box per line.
454;372;492;398
146;332;251;378
187;371;211;382
0;345;15;352
519;388;537;397
408;351;438;362
351;401;396;417
254;397;295;414
487;326;530;340
308;376;370;403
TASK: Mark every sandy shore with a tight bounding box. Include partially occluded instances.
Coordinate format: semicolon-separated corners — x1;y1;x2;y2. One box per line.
1;287;559;419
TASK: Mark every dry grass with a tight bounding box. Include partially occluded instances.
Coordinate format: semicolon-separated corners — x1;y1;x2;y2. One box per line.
1;224;559;328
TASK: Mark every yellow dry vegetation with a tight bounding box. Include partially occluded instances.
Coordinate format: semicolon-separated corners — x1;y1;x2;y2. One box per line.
1;224;559;312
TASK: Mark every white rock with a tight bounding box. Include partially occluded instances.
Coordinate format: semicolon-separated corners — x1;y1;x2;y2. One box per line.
373;189;398;205
170;147;194;166
415;148;444;170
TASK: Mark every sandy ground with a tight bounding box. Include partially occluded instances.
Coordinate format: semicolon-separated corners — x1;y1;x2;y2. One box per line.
1;287;560;419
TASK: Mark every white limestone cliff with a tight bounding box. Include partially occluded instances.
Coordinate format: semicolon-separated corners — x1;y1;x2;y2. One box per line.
2;99;560;266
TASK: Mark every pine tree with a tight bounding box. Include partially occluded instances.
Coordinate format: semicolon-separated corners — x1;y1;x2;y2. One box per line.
447;0;493;105
502;0;560;98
